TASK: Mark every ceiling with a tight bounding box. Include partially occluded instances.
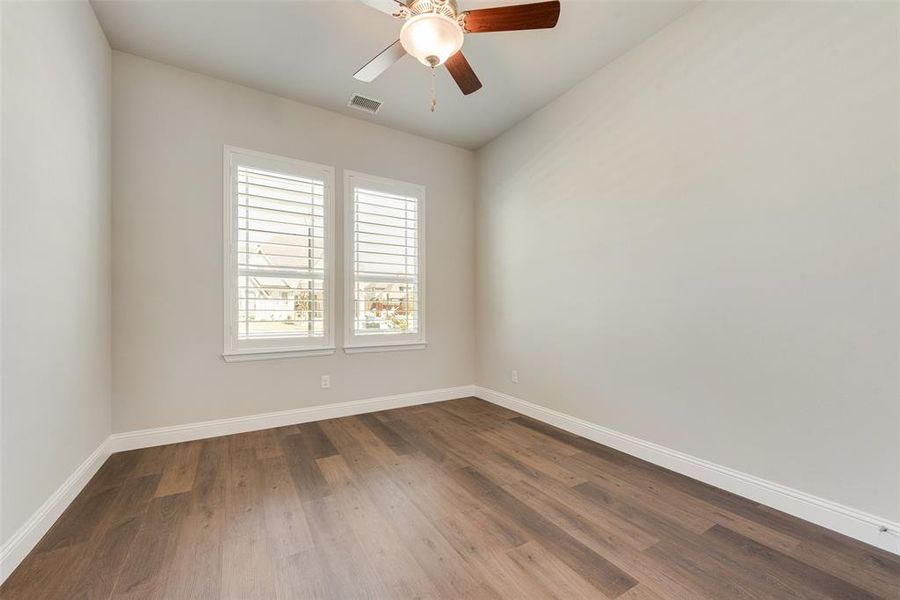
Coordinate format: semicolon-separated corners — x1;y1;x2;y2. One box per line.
92;0;697;149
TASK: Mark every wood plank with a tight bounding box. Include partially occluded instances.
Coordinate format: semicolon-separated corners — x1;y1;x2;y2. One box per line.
224;440;267;539
703;524;881;600
130;443;177;478
273;548;329;600
220;534;278;599
253;428;285;460
280;430;330;501
190;436;228;515
259;454;315;559
356;411;414;456
316;454;441;598
506;541;608;599
33;484;120;553
789;536;900;598
0;544;86;600
161;510;223;600
292;421;339;458
476;426;587;486
319;420;497;598
452;465;639;598
506;479;660;552
110;492;191;599
86;450;142;493
154;441;202;497
66;474;161;599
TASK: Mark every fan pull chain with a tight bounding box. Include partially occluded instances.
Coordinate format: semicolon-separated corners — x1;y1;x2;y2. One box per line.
430;66;437;112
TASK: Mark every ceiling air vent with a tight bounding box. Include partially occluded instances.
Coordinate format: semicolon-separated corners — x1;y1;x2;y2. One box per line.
347;93;383;115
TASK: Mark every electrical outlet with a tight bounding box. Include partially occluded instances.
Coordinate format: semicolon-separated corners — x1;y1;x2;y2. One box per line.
511;370;519;383
321;375;331;389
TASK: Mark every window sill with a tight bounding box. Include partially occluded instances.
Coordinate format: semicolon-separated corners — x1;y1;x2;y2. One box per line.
223;347;336;362
343;342;427;355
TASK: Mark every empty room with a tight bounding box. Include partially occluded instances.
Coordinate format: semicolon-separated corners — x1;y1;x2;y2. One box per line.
1;0;899;598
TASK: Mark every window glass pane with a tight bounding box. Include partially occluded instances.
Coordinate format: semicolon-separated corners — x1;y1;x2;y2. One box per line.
354;281;418;334
237;275;325;340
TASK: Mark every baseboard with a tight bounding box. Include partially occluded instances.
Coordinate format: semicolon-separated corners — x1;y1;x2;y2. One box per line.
0;438;112;583
110;385;477;452
473;385;900;555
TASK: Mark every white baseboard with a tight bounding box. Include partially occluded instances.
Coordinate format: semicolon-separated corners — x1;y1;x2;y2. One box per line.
473;385;900;556
0;438;112;583
110;385;477;452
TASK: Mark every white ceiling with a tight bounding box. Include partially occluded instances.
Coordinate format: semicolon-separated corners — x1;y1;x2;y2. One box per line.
92;0;697;149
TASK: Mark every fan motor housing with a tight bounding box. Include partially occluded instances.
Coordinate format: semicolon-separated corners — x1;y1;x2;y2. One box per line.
407;0;459;20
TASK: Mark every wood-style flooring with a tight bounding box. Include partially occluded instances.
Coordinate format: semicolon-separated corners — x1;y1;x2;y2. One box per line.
3;397;898;599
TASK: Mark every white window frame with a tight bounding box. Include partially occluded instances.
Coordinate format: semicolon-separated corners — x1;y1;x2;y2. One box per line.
344;170;426;353
223;146;335;362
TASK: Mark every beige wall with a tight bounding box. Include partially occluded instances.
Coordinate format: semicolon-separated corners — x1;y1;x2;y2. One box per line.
1;1;112;543
475;1;900;520
111;52;475;432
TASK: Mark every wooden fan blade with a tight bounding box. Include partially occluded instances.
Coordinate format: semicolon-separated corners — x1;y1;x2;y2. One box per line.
354;40;406;82
357;0;407;17
445;51;482;95
461;1;560;33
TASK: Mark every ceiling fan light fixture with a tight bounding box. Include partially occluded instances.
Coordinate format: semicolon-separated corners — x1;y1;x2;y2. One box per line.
399;12;464;67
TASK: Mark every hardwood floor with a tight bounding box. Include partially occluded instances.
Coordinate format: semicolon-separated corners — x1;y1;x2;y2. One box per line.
3;397;898;599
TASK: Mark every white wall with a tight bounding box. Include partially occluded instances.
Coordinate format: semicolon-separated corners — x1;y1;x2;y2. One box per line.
1;1;112;543
112;52;475;432
475;1;899;521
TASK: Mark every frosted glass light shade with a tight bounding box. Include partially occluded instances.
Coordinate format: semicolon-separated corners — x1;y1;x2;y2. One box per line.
399;13;464;67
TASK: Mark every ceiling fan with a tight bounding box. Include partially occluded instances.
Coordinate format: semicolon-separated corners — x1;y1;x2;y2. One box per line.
354;0;561;99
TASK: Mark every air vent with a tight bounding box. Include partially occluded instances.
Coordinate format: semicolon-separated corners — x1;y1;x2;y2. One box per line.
347;93;383;114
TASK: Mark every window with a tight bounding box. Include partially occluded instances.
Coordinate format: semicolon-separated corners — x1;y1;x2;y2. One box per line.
344;171;425;352
223;147;334;361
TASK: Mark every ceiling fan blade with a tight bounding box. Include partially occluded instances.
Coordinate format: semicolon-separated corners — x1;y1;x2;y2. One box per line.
354;40;406;82
445;51;482;95
357;0;407;17
461;0;560;33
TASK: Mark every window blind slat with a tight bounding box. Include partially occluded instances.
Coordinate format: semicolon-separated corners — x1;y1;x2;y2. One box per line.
355;189;416;205
351;274;416;285
239;193;323;210
352;247;414;257
239;252;324;264
354;201;413;217
239;204;324;220
239;171;324;193
354;219;417;231
238;230;325;248
238;220;319;236
354;253;415;264
353;210;415;226
240;225;324;237
239;180;324;197
239;269;325;280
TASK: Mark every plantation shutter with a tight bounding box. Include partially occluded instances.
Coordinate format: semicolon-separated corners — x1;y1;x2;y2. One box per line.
350;184;420;337
236;164;326;340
